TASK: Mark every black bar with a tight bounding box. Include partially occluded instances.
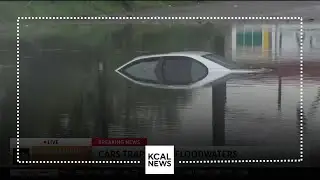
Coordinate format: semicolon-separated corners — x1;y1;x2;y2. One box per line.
3;167;320;177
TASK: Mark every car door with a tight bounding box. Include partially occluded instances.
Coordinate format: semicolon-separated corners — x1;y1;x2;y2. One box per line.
161;56;208;85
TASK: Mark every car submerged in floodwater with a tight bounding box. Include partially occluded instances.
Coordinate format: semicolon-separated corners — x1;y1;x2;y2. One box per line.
115;51;270;89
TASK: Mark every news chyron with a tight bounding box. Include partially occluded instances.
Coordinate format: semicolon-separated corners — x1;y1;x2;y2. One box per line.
10;138;241;175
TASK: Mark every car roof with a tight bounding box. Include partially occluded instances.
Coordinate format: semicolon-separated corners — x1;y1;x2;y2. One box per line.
168;51;212;56
133;51;212;60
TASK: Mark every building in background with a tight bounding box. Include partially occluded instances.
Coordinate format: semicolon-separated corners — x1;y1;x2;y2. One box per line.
225;23;320;63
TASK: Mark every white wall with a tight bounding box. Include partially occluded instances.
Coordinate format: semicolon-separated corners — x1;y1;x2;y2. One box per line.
280;24;320;61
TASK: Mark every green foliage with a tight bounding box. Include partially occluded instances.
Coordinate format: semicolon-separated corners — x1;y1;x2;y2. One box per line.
0;1;195;22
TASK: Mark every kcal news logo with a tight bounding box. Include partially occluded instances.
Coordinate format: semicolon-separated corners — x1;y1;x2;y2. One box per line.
145;145;174;174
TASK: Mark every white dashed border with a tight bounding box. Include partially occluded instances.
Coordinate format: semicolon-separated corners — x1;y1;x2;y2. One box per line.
16;16;303;164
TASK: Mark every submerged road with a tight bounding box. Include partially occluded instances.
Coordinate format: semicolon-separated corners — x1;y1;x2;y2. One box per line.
1;1;320;167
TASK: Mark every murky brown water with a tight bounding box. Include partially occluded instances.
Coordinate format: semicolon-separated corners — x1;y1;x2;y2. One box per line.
0;22;319;166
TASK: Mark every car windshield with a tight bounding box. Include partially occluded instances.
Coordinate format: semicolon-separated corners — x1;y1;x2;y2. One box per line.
202;53;240;69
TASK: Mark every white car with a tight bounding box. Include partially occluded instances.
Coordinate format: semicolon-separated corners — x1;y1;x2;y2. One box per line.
115;51;268;89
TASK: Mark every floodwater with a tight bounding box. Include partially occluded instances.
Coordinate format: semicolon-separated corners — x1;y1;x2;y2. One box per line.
0;21;319;166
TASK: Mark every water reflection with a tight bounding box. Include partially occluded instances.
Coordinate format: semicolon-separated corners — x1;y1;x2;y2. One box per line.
0;81;4;122
0;21;319;165
308;87;320;120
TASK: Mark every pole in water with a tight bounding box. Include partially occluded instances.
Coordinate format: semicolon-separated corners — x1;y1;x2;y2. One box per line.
278;75;282;111
212;82;226;146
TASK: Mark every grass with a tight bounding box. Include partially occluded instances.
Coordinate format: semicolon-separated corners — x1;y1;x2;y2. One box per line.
0;1;197;40
0;1;209;65
0;1;195;22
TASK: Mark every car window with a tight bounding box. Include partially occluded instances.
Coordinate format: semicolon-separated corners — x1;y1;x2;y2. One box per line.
162;56;208;85
120;57;163;83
